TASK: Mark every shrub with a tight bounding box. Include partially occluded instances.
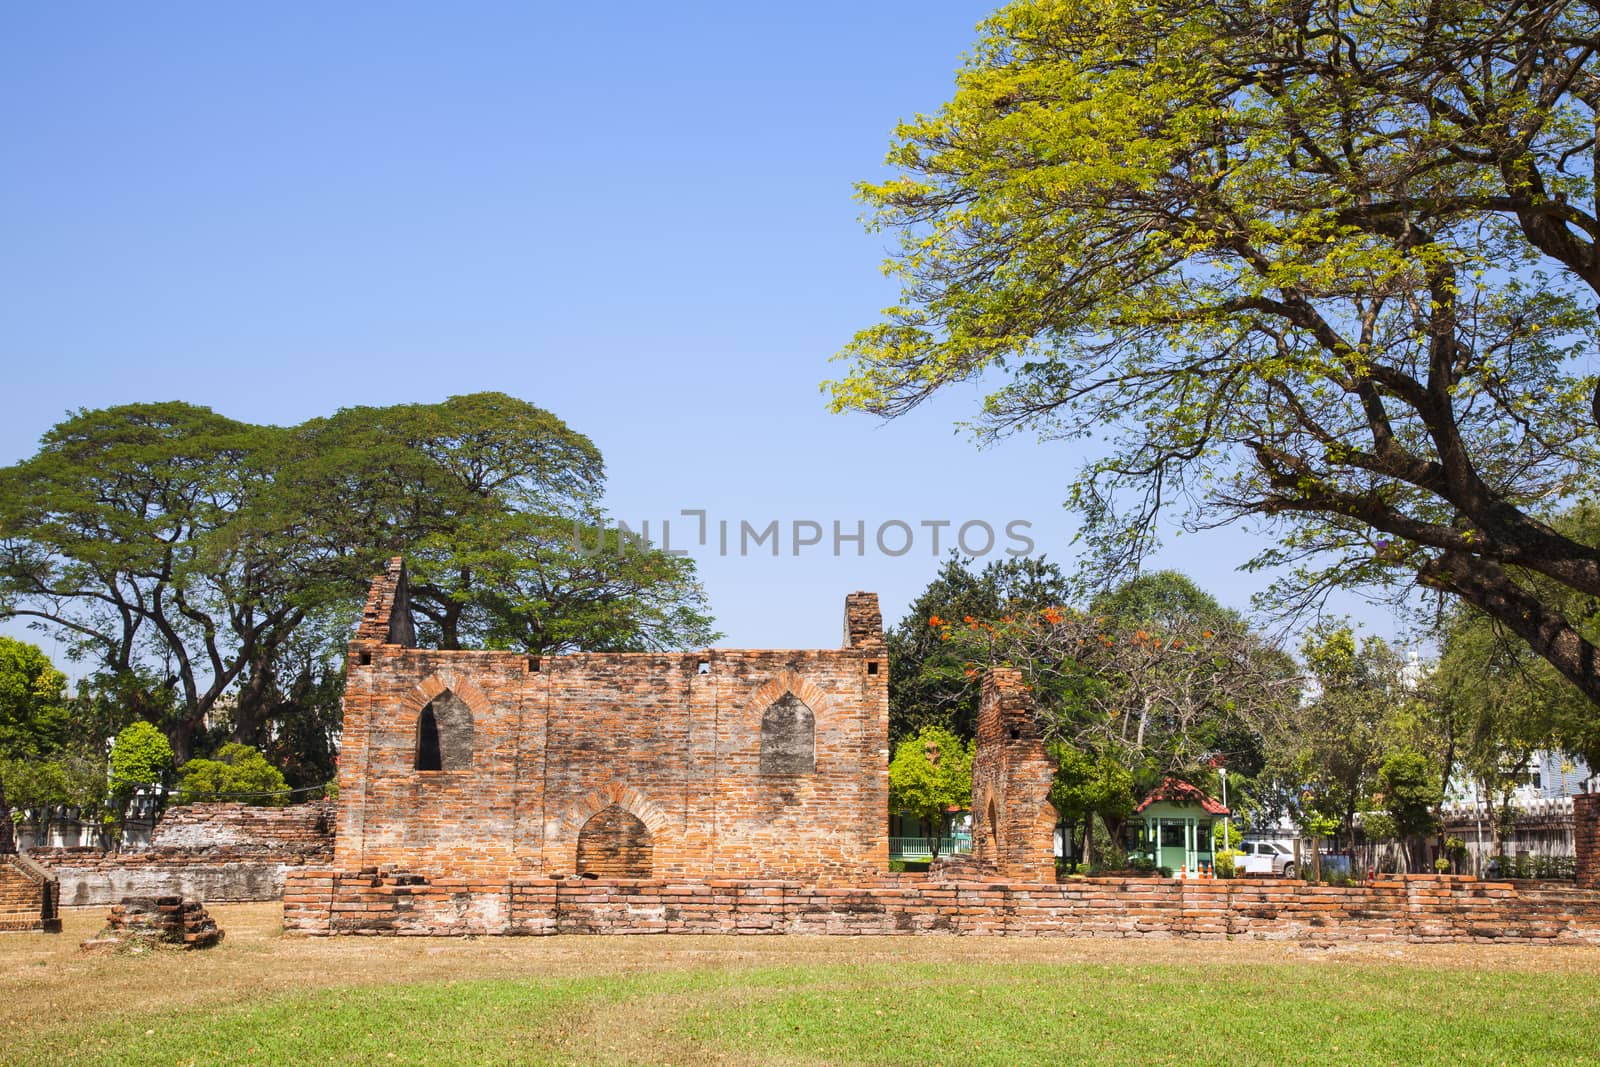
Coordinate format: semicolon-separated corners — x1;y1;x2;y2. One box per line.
1214;849;1239;879
176;744;289;806
1434;856;1452;874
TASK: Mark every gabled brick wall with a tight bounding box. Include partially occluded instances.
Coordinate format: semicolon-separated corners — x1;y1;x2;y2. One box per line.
334;563;889;884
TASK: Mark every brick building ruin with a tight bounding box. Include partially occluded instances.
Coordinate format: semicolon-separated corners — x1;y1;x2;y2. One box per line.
333;559;889;884
280;557;1600;943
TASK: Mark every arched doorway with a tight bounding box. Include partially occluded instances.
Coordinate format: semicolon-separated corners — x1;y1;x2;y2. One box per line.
576;804;653;878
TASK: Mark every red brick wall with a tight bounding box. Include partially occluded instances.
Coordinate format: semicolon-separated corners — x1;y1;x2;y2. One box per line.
283;869;1600;944
334;567;889;885
970;669;1056;881
1576;793;1600;890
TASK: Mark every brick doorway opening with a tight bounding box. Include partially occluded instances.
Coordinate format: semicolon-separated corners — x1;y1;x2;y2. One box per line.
577;804;653;878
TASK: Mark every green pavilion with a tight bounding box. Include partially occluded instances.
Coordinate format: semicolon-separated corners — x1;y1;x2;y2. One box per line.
1131;778;1229;876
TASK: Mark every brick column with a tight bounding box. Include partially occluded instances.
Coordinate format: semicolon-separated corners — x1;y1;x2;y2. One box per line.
1575;793;1600;890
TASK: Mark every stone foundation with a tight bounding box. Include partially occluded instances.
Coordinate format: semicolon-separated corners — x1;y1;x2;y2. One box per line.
283;869;1600;944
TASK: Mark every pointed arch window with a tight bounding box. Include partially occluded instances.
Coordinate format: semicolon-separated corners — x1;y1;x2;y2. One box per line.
414;688;473;771
760;692;815;774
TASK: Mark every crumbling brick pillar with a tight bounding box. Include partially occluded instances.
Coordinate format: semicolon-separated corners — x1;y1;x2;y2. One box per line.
1575;793;1600;890
969;669;1057;882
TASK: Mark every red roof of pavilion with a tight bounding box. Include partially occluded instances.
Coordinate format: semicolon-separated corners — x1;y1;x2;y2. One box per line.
1134;778;1230;816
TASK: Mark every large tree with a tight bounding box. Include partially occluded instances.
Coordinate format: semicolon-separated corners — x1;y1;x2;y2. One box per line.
0;394;717;759
0;403;297;759
830;0;1600;705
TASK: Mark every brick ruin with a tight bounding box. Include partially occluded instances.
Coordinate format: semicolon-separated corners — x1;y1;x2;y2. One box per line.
32;802;334;907
332;559;889;884
279;557;1600;943
82;896;224;952
968;668;1057;881
0;775;61;933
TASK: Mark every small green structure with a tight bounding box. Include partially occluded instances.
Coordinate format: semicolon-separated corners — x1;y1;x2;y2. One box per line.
1131;778;1228;876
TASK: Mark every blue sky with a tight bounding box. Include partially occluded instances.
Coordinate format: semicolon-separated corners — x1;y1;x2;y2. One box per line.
0;2;1395;660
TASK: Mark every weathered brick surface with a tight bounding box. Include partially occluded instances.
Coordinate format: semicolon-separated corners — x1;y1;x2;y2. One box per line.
335;562;889;885
0;854;61;933
969;669;1056;881
29;802;334;906
1576;793;1600;889
84;895;223;950
282;869;1600;944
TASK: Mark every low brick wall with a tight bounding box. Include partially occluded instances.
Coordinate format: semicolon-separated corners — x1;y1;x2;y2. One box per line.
30;802;334;907
283;870;1600;944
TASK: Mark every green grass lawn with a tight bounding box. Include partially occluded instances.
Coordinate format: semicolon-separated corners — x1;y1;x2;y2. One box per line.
12;958;1600;1066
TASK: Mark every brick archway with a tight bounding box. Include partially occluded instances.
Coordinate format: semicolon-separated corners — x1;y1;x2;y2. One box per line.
558;783;671;875
577;806;653;878
743;670;830;720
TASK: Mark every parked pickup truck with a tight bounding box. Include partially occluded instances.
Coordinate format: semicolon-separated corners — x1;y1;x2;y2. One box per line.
1235;839;1297;878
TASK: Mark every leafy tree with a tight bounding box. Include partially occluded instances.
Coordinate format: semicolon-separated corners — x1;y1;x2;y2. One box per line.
0;636;69;761
279;393;717;656
1265;625;1424;851
887;553;1074;744
1048;743;1136;869
175;743;290;806
0;394;718;759
110;720;172;792
829;0;1600;707
937;578;1297;777
887;725;974;858
1376;748;1444;872
0;402;293;760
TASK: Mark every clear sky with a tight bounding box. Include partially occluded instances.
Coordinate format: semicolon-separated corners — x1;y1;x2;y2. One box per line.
0;1;1398;661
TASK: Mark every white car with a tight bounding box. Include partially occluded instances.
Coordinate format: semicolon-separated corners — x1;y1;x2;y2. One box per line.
1235;840;1298;878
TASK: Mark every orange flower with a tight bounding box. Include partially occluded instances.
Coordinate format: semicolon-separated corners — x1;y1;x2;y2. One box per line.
1202;629;1214;639
928;614;944;627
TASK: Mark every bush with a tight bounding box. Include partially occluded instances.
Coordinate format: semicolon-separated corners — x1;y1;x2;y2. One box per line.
1434;856;1451;874
176;744;290;806
1214;849;1239;879
1128;856;1156;874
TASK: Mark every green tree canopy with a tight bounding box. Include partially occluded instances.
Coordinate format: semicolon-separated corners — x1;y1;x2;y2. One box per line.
109;720;174;794
888;725;974;857
0;636;69;761
175;743;291;806
1263;624;1427;847
829;0;1600;707
0;393;718;760
886;553;1074;743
